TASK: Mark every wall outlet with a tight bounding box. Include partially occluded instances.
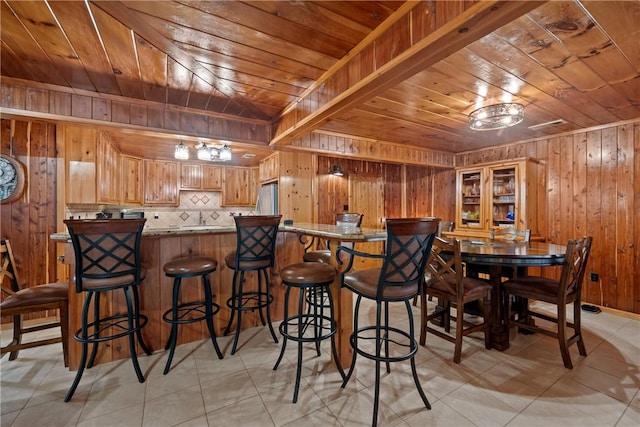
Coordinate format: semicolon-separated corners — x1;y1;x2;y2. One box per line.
590;272;599;282
343;205;349;210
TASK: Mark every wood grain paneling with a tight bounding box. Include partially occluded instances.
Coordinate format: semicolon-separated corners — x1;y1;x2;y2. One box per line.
455;120;639;313
1;119;59;323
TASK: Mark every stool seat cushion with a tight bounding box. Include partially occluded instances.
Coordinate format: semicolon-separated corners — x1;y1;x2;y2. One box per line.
302;250;331;264
344;268;419;300
0;282;68;309
225;251;271;270
280;262;336;285
164;256;218;276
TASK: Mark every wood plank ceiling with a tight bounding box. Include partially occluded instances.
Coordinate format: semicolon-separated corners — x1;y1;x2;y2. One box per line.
1;1;639;164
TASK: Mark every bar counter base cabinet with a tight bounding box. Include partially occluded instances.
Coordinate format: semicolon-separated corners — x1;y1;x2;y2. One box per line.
62;231;304;371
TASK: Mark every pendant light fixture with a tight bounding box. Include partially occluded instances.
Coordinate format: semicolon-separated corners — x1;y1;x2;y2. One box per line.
331;164;344;176
174;141;189;160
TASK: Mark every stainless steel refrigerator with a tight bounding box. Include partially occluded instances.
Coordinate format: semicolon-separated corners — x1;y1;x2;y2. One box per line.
255;183;278;215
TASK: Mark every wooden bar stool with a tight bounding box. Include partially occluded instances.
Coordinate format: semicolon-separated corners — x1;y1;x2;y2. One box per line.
162;255;223;374
273;262;345;403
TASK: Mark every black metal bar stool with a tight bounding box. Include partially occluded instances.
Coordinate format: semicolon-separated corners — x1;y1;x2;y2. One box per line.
224;215;281;355
63;219;152;402
273;262;345;403
162;255;223;374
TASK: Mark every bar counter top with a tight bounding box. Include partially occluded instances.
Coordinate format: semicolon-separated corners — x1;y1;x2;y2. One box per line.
50;222;387;241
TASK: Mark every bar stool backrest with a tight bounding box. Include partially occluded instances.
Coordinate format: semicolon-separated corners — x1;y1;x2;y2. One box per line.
64;218;147;292
232;215;282;269
376;218;439;300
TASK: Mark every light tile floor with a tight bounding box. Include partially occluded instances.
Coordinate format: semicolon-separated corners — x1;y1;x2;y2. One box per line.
1;299;639;427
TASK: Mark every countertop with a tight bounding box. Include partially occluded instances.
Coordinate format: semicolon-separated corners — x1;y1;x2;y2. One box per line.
50;222;388;242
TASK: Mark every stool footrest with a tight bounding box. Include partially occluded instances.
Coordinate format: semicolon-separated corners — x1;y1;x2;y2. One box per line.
351;325;418;363
278;314;337;342
226;291;273;312
73;314;148;344
162;301;220;325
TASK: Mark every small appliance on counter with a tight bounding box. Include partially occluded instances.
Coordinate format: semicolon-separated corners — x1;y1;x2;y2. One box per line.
95;212;113;219
104;208;145;219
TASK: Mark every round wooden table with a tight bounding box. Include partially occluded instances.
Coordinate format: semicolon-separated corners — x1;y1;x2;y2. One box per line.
457;239;567;350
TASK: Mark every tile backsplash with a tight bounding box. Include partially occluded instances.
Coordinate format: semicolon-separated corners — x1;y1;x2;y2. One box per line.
66;191;255;228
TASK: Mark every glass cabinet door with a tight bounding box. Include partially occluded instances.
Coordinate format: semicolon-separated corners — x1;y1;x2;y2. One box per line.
459;170;483;228
490;166;517;227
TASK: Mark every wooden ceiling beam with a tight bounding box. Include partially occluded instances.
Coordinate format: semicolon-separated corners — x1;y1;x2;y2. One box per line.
270;0;546;147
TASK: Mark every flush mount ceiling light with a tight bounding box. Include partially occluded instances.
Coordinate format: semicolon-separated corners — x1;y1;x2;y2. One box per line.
174;141;189;160
469;103;524;131
331;164;344;176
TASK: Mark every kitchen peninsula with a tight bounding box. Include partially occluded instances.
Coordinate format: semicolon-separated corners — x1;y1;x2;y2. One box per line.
51;222;387;369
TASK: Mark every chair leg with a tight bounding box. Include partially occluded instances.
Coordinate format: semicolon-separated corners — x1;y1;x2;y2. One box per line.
453;300;464;364
132;285;152;356
87;291;101;369
229;271;245;355
383;301;390;373
163;278;182;374
557;302;573;369
292;286;305;403
419;291;427;345
263;268;278;344
224;270;239;336
482;296;491;350
574;299;587;357
123;286;145;383
8;314;22;361
373;301;382;427
272;285;291;371
406;300;430;410
60;302;70;368
65;291;93;402
202;274;223;360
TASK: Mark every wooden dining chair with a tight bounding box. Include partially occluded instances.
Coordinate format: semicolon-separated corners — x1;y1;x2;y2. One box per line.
503;236;592;369
420;237;492;363
0;239;69;366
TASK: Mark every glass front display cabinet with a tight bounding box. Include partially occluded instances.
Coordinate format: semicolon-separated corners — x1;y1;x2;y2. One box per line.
454;158;543;239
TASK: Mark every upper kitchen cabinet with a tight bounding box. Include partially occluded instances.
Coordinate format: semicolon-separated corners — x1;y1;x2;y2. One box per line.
121;155;142;206
454;158;543;239
64;127;120;205
259;153;279;183
180;164;223;191
143;160;179;206
222;166;252;206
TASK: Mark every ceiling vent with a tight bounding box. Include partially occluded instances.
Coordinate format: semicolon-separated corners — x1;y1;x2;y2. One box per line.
528;119;565;131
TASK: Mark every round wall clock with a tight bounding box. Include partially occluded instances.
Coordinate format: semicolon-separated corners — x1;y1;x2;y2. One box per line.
0;154;26;204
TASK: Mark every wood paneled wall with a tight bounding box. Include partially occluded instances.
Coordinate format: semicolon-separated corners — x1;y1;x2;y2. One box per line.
1;119;59;322
457;120;639;314
316;156;455;226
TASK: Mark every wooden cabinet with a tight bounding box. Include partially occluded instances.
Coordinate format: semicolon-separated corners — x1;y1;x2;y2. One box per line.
121;155;142;205
259;153;279;183
180;164;202;190
143;160;179;205
454;158;543;238
222;167;252;206
96;133;121;203
202;165;223;190
180;164;223;190
65;127;120;205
